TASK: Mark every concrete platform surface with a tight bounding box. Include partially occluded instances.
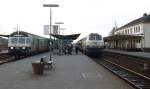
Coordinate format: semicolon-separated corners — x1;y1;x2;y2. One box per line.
0;52;134;89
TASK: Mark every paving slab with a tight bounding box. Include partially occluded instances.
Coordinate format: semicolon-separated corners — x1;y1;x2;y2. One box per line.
0;52;134;89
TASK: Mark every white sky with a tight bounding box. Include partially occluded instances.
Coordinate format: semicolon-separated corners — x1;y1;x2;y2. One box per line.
0;0;150;41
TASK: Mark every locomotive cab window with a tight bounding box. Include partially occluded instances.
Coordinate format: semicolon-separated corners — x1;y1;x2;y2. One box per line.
19;37;25;44
89;36;96;40
96;36;102;40
10;37;18;44
26;38;31;44
89;33;102;40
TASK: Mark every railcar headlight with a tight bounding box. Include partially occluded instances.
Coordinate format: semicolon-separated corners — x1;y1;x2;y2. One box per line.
10;47;14;49
22;47;26;49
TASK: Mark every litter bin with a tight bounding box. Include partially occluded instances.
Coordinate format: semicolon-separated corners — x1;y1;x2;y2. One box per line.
32;62;44;75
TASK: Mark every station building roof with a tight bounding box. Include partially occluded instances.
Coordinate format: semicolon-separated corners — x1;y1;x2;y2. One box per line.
104;35;143;42
51;34;80;40
117;13;150;31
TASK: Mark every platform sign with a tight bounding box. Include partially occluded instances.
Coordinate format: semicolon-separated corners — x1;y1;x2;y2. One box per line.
53;25;58;35
43;25;49;35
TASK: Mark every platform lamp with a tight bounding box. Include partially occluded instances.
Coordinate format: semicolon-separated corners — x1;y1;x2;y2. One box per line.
60;28;66;49
55;22;64;55
43;4;59;61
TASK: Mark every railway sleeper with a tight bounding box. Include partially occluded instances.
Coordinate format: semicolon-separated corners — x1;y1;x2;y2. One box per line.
99;60;150;89
136;85;150;89
112;70;129;75
119;74;134;77
120;76;150;89
137;84;150;87
133;81;150;84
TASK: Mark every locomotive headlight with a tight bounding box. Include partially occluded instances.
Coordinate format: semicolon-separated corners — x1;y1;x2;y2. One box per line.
10;47;14;49
22;47;26;49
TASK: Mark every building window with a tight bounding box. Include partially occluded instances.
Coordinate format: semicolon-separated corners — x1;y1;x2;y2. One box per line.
136;27;138;33
121;30;123;34
139;26;140;32
125;30;127;34
130;28;132;34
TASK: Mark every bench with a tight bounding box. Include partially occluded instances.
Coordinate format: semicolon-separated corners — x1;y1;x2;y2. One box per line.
44;60;53;68
36;56;53;69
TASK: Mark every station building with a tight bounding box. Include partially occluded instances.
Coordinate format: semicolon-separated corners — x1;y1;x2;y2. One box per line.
104;13;150;51
0;37;8;50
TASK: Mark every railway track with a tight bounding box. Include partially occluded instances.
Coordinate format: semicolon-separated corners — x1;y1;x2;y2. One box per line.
0;50;50;65
0;53;11;64
93;58;150;89
102;52;150;78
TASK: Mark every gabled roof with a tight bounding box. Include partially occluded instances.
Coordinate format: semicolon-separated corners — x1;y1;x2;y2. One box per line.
117;14;150;31
51;34;80;40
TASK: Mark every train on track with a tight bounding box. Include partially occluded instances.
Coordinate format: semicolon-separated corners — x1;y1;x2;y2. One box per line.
77;33;104;56
8;31;49;59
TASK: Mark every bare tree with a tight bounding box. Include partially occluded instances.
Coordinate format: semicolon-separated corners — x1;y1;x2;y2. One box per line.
109;22;118;36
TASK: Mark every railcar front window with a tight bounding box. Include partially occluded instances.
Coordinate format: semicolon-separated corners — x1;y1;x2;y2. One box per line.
19;37;25;44
11;37;17;44
26;38;30;44
89;36;95;40
96;36;102;40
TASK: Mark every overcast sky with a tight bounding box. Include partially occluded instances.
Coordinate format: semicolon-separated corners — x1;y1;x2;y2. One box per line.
0;0;150;41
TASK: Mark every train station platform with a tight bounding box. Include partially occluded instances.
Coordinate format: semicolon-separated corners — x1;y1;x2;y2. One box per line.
0;51;133;89
104;49;150;59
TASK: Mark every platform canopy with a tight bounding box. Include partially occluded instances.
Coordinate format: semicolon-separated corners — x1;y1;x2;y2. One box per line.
51;34;80;40
0;34;9;37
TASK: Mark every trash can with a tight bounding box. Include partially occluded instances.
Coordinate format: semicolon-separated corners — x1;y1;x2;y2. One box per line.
32;62;44;75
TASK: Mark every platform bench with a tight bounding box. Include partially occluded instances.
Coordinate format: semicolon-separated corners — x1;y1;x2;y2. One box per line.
36;56;53;69
43;60;53;68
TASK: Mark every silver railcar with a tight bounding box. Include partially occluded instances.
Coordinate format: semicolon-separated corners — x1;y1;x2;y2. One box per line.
77;33;104;56
8;31;49;59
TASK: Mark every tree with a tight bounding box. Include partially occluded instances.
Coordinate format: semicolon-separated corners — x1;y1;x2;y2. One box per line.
109;22;118;36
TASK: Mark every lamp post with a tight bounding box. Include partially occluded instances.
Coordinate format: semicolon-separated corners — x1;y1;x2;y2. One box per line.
55;22;64;55
60;28;66;49
43;4;59;61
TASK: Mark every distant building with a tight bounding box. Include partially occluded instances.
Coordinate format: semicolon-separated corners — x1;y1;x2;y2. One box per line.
104;13;150;51
0;37;8;50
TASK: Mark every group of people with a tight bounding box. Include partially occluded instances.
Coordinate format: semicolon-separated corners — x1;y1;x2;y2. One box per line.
62;44;79;55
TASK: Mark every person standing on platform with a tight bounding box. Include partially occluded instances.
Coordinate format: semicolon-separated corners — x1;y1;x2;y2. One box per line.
75;44;79;54
68;44;73;55
63;45;67;55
